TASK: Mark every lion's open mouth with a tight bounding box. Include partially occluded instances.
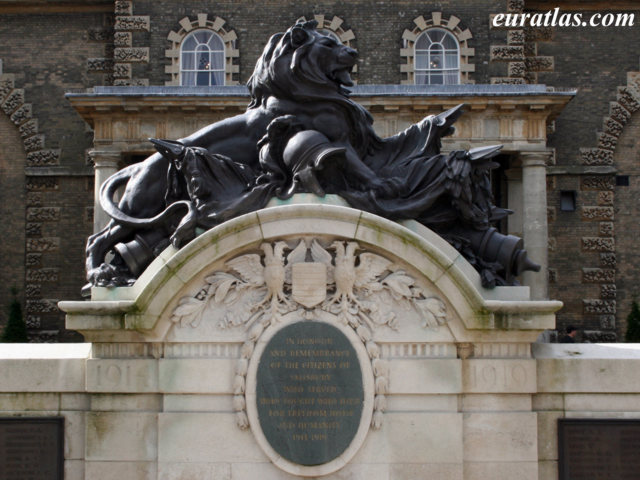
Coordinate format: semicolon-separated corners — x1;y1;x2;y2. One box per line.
330;67;354;87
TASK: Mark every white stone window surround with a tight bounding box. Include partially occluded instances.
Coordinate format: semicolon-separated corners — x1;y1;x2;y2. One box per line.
401;13;475;85
166;14;239;86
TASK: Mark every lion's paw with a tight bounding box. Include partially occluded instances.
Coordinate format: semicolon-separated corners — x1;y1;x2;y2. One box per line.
87;263;134;288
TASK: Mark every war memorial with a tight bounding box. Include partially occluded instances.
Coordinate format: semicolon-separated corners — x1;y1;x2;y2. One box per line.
2;12;640;480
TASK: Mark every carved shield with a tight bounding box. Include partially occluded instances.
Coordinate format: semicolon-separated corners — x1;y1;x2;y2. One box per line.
291;262;327;308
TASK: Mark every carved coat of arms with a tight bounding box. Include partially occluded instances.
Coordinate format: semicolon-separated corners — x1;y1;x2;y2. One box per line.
171;238;447;331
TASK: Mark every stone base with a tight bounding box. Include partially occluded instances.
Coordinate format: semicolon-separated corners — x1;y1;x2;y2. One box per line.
1;200;580;479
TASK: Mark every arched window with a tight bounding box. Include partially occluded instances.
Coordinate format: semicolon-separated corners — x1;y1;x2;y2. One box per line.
414;28;459;85
166;15;239;86
180;30;225;86
401;14;474;85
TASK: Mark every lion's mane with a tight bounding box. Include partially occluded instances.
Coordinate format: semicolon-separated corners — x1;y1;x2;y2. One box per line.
246;20;382;157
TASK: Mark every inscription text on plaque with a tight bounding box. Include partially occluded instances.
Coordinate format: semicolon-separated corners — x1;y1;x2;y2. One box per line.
256;321;364;466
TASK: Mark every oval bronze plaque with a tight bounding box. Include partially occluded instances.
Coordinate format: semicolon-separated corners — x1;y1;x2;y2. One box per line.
255;321;364;466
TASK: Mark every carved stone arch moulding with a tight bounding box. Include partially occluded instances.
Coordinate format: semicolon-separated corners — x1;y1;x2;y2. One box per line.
400;13;475;85
580;68;640;168
165;14;240;86
570;66;640;342
61;201;560;345
1;65;62;334
0;70;60;167
296;14;357;77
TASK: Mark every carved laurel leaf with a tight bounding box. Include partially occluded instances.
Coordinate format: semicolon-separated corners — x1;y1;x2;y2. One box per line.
226;254;264;286
236;411;250;430
206;271;236;286
224;289;240;305
310;239;334;284
416;297;447;328
172;298;202;317
214;277;237;303
171;297;206;327
382;271;414;298
355;252;392;287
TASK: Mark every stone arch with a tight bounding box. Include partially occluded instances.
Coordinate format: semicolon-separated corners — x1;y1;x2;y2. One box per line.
572;67;640;342
400;13;474;85
580;71;640;167
165;15;240;86
62;198;560;345
0;90;27;324
613;110;640;340
0;67;62;335
0;73;60;168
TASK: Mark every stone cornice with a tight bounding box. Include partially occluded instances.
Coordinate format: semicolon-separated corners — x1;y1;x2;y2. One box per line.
66;84;575;127
66;84;575;154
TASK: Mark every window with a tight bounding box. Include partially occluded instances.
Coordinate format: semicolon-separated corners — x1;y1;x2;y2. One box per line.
180;30;225;86
414;28;460;85
165;15;239;86
560;191;577;211
400;13;474;85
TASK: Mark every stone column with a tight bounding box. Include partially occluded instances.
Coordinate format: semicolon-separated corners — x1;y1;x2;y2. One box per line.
519;151;552;300
90;150;121;233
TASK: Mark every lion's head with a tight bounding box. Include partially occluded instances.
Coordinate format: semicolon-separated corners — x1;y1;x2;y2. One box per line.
247;20;358;108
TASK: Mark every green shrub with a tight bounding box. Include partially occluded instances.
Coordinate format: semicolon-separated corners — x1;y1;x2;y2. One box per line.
0;288;28;343
625;301;640;343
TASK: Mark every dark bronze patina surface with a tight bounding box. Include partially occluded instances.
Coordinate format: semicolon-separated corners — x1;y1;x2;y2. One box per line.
256;321;363;466
84;20;538;293
558;419;640;479
0;417;64;480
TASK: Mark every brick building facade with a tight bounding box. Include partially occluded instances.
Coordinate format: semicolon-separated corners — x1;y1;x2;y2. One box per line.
0;0;638;342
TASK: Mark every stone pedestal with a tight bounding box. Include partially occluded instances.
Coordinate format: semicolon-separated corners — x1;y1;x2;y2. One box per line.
54;198;562;479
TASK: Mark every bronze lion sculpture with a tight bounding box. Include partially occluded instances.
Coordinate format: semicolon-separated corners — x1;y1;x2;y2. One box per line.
85;20;538;293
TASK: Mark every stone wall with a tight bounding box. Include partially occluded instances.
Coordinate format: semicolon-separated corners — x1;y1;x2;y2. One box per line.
2;202;639;479
534;343;640;479
539;5;640;340
0;113;26;318
1;0;639;344
2;342;640;479
131;0;505;86
613;113;640;336
0;8;107;340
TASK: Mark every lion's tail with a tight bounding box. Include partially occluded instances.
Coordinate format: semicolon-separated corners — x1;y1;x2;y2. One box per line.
99;167;191;228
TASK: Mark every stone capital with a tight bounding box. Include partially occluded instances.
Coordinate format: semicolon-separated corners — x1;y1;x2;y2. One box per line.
89;149;121;168
518;150;553;168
